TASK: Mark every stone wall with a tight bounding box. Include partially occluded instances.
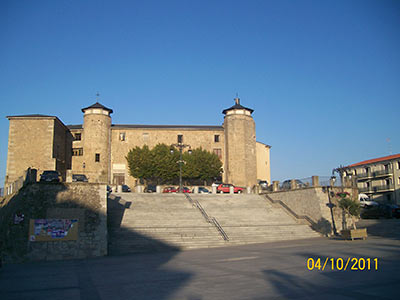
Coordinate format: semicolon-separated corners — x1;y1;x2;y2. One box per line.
0;183;107;263
110;127;225;188
5;117;56;189
266;186;358;234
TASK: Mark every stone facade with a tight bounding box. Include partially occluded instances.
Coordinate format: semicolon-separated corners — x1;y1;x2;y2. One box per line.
5;116;72;192
0;183;108;262
4;98;271;190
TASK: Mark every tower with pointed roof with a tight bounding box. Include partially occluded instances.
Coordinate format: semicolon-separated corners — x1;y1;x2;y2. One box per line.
81;102;113;183
223;97;257;187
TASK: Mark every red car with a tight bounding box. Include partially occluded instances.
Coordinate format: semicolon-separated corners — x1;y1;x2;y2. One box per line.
181;187;192;193
217;183;244;194
163;186;178;193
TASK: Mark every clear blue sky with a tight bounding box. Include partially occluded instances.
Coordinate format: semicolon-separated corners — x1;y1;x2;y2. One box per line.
1;0;399;185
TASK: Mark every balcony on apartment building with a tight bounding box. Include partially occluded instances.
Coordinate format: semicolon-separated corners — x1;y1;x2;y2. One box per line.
356;168;393;181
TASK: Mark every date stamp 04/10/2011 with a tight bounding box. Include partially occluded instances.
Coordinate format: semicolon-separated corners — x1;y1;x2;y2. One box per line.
307;257;379;271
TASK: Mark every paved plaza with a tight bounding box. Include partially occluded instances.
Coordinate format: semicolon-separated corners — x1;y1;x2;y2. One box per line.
1;231;399;300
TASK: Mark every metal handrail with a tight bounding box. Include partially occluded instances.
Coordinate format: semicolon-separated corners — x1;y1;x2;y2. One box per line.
211;217;229;241
185;194;229;241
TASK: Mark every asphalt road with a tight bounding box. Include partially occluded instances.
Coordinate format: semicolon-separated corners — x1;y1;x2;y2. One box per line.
1;233;399;300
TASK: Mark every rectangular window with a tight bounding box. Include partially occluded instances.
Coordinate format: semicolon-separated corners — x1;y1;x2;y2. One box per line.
95;153;100;162
143;133;149;142
119;132;126;141
72;148;83;156
398;177;400;185
177;135;183;143
74;133;81;141
397;161;400;169
214;135;220;142
213;148;222;159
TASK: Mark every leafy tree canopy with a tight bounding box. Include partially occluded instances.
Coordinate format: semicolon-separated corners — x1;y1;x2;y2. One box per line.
126;144;222;184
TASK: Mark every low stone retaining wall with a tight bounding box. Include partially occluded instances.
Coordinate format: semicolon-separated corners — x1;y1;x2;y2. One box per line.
0;183;107;263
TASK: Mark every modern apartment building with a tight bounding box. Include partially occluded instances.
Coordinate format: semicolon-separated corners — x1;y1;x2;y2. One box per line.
341;154;400;204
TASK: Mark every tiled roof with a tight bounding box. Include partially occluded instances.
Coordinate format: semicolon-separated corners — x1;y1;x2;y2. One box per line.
81;102;113;113
222;98;254;115
7;114;57;119
67;125;83;130
66;124;224;130
346;153;400;168
112;124;224;130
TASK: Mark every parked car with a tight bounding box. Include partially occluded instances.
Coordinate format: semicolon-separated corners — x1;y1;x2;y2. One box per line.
163;186;178;193
258;180;269;190
181;187;192;193
121;184;131;192
280;179;306;190
360;204;399;219
195;187;211;194
40;170;61;182
145;184;157;193
358;194;379;207
217;183;244;194
72;174;88;182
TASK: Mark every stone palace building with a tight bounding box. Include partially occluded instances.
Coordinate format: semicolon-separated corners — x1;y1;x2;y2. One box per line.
4;97;271;191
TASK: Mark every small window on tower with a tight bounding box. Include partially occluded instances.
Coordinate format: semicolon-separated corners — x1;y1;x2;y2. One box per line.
214;135;220;142
177;135;183;143
95;153;100;162
119;132;126;141
74;133;81;141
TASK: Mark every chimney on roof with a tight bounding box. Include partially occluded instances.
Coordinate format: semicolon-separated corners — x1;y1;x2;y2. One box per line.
234;97;240;105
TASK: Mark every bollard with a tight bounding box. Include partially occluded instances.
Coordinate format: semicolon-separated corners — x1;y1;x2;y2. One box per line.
193;186;199;194
229;186;234;194
136;185;143;193
156;185;161;193
212;185;217;194
246;186;251;194
117;185;122;193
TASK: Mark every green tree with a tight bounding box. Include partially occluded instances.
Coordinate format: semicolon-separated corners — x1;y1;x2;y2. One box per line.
152;144;179;183
125;145;153;182
336;192;361;230
126;144;222;184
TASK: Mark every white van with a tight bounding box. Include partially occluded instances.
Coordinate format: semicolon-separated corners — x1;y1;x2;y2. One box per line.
358;193;378;207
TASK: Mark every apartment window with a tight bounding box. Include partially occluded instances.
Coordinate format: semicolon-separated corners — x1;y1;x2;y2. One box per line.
177;135;183;143
119;132;126;141
214;135;220;142
398;177;400;185
366;182;370;188
354;169;357;176
385;179;391;186
213;148;222;159
384;164;390;172
397;161;400;169
72;148;83;156
74;133;81;141
95;153;100;162
365;167;370;174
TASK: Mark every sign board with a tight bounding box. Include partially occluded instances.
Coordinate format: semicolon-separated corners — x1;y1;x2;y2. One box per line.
29;219;78;242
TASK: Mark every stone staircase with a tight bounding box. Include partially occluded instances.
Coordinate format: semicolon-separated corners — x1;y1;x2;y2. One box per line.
192;194;321;245
107;193;321;255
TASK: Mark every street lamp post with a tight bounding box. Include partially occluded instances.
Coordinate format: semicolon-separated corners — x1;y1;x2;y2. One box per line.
170;143;192;193
327;175;338;236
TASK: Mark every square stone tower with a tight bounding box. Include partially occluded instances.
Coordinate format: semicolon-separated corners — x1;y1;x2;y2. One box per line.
223;98;257;187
